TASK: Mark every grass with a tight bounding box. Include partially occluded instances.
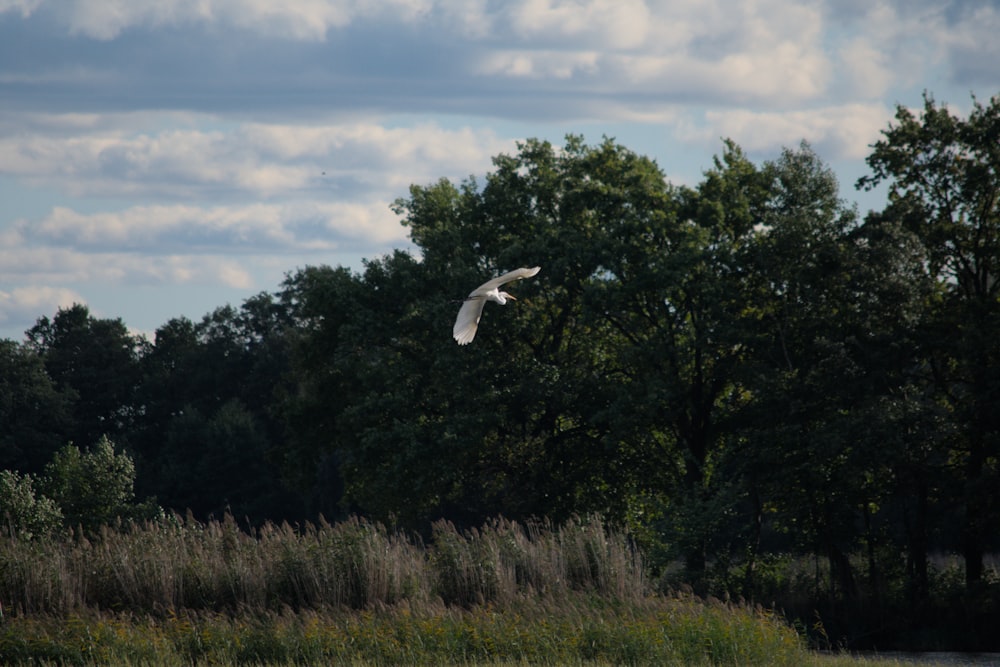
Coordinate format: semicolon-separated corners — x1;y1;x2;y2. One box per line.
0;598;811;665
0;610;957;666
0;514;950;665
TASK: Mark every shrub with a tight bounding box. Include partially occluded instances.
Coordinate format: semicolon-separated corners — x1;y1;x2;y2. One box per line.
0;469;62;538
41;436;161;532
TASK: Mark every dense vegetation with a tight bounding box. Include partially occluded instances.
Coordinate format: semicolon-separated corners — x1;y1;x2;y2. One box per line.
3;93;1000;652
0;513;867;666
0;515;911;666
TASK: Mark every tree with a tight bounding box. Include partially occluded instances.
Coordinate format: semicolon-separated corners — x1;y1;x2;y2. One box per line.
582;140;765;580
26;304;145;449
41;436;159;532
859;93;1000;588
0;340;73;474
132;297;303;522
730;143;932;607
283;137;674;526
0;469;63;538
154;400;291;522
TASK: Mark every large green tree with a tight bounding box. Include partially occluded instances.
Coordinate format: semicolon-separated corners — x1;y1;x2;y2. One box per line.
0;340;73;474
26;304;145;449
283;137;675;526
736;143;931;604
583;140;765;579
133;296;302;522
859;93;1000;588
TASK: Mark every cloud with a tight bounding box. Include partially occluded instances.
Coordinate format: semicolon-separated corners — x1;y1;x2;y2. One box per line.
0;114;513;200
476;0;831;105
0;1;830;115
11;200;409;254
477;50;601;80
506;0;652;49
4;0;992;126
58;0;438;41
941;4;1000;86
836;37;893;99
0;124;313;198
0;241;259;288
29;0;650;45
0;0;40;16
689;103;892;160
0;285;83;326
607;48;829;105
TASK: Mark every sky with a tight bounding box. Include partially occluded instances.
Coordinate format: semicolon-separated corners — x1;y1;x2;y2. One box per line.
2;0;999;342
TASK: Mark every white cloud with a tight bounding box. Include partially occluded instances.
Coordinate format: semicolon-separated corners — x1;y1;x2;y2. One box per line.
13;200;408;253
239;122;512;186
476;0;831;104
828;1;947;91
0;242;258;289
0;0;40;16
477;50;600;80
0;285;83;326
53;0;654;45
436;0;492;38
938;4;1000;86
694;103;892;159
837;37;893;99
58;0;439;40
506;0;651;49
581;43;829;107
5;0;982;124
0;115;512;200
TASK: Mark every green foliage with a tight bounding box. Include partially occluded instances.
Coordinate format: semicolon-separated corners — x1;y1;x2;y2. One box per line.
41;436;159;532
134;298;302;522
285;137;682;527
26;304;145;449
860;92;1000;587
0;469;62;538
0;340;73;474
156;400;286;521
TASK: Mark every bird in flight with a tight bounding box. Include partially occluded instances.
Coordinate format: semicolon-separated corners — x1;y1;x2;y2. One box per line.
453;266;541;345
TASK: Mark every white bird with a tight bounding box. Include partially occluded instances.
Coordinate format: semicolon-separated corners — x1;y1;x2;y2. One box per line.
453;266;541;345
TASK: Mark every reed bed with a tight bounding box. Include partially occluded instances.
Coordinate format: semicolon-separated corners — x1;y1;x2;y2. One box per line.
0;514;816;665
0;514;645;615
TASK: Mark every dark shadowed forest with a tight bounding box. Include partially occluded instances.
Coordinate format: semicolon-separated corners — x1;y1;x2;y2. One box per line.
3;93;1000;652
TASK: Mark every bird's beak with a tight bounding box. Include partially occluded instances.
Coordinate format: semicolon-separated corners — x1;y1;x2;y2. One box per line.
507;294;517;301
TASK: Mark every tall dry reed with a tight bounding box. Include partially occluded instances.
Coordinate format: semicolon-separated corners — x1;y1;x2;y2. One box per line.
0;513;644;616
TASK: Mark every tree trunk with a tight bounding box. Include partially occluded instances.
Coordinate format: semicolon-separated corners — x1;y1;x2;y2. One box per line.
862;500;882;611
903;477;930;606
743;487;763;600
963;433;986;589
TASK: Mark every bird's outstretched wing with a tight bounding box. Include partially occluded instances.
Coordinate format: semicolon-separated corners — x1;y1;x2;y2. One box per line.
469;266;541;297
454;266;541;345
453;297;487;345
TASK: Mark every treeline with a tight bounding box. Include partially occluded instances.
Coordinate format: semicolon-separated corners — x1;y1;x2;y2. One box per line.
2;93;1000;649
